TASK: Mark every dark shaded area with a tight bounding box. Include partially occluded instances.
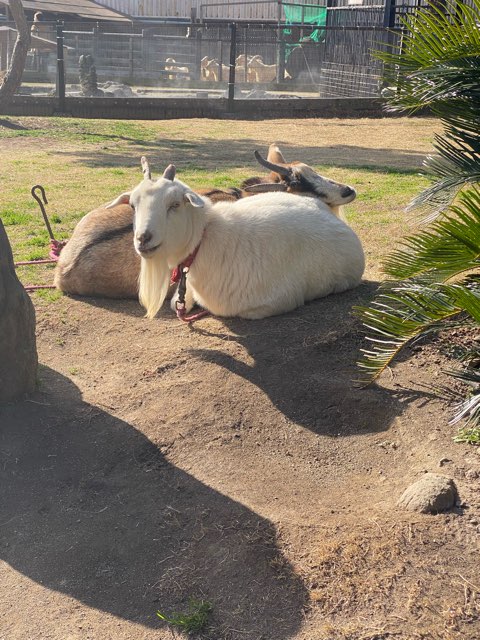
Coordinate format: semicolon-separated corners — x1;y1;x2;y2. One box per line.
0;117;28;130
57;138;428;174
187;283;404;437
0;367;307;637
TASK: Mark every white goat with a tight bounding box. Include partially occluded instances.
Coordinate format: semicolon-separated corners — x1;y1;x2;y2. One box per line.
205;59;230;82
235;54;257;82
201;56;215;80
164;57;189;80
127;158;364;320
248;56;278;83
56;147;357;299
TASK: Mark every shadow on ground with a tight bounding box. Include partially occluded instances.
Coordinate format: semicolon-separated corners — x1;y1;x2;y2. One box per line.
181;282;405;438
58;138;427;173
0;367;307;638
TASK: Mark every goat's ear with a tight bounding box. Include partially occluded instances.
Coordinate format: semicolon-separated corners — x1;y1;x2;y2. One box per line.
267;144;288;164
105;192;131;208
244;182;287;193
184;191;205;208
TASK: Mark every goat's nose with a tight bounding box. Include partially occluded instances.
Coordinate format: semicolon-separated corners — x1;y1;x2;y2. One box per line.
136;231;152;247
341;186;355;198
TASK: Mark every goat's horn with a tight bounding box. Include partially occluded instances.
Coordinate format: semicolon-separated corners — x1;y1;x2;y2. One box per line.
162;164;176;181
254;150;291;177
141;156;151;180
244;182;288;193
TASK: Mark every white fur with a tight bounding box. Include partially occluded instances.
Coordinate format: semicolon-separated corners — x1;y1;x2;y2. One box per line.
131;175;365;320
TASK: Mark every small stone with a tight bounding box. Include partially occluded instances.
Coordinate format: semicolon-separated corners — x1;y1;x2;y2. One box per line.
465;469;479;480
439;457;452;467
397;473;458;514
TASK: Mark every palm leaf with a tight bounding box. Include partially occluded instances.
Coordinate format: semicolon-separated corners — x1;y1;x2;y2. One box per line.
376;0;480;216
355;282;480;384
448;366;480;429
379;0;480;111
383;188;480;280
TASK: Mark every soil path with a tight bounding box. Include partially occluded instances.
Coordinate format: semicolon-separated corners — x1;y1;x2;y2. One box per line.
1;287;479;640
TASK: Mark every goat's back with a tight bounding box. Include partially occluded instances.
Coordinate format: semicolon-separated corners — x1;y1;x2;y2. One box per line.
191;193;364;318
54;204;139;298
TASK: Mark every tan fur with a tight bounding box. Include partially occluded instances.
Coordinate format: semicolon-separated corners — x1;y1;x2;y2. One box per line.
205;59;230;82
248;56;277;83
54;204;139;298
165;58;189;80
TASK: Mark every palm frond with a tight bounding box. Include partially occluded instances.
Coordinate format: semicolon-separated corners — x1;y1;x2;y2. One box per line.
448;366;480;428
376;1;480;216
409;130;480;211
378;1;480;113
355;282;480;384
383;188;480;280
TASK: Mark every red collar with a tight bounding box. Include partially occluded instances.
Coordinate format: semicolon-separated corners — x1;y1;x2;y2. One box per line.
170;242;202;284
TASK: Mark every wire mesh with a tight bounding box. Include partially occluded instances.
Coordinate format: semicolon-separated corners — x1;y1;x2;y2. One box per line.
3;13;403;101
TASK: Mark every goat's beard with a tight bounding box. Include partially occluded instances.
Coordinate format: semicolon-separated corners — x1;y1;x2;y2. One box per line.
139;250;170;319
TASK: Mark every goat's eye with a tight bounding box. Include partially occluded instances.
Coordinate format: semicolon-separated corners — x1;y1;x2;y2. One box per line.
168;202;180;212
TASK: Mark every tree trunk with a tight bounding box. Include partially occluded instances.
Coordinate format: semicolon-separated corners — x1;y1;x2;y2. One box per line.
0;0;30;103
0;219;38;402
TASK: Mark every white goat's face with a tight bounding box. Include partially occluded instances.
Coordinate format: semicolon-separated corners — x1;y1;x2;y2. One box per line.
129;162;204;259
289;163;356;206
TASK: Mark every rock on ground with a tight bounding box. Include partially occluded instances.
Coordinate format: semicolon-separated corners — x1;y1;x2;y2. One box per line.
397;473;458;514
0;219;37;402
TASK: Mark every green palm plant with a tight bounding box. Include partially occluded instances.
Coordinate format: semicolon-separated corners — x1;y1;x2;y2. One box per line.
356;0;480;439
379;0;480;215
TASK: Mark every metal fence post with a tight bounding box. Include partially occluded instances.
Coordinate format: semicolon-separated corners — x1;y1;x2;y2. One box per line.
383;0;396;29
128;34;134;81
228;22;237;111
277;28;286;84
276;0;285;84
194;28;202;82
56;20;66;113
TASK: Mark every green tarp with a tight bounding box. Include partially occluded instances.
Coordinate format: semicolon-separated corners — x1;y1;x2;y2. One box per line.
282;2;327;43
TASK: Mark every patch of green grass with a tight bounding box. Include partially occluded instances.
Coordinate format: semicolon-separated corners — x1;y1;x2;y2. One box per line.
156;599;212;635
35;288;63;303
0;210;31;225
454;427;480;445
0;117;158;144
26;234;49;247
25;248;48;261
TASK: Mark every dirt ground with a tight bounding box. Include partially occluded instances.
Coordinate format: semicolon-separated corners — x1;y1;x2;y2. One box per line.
1;118;480;640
